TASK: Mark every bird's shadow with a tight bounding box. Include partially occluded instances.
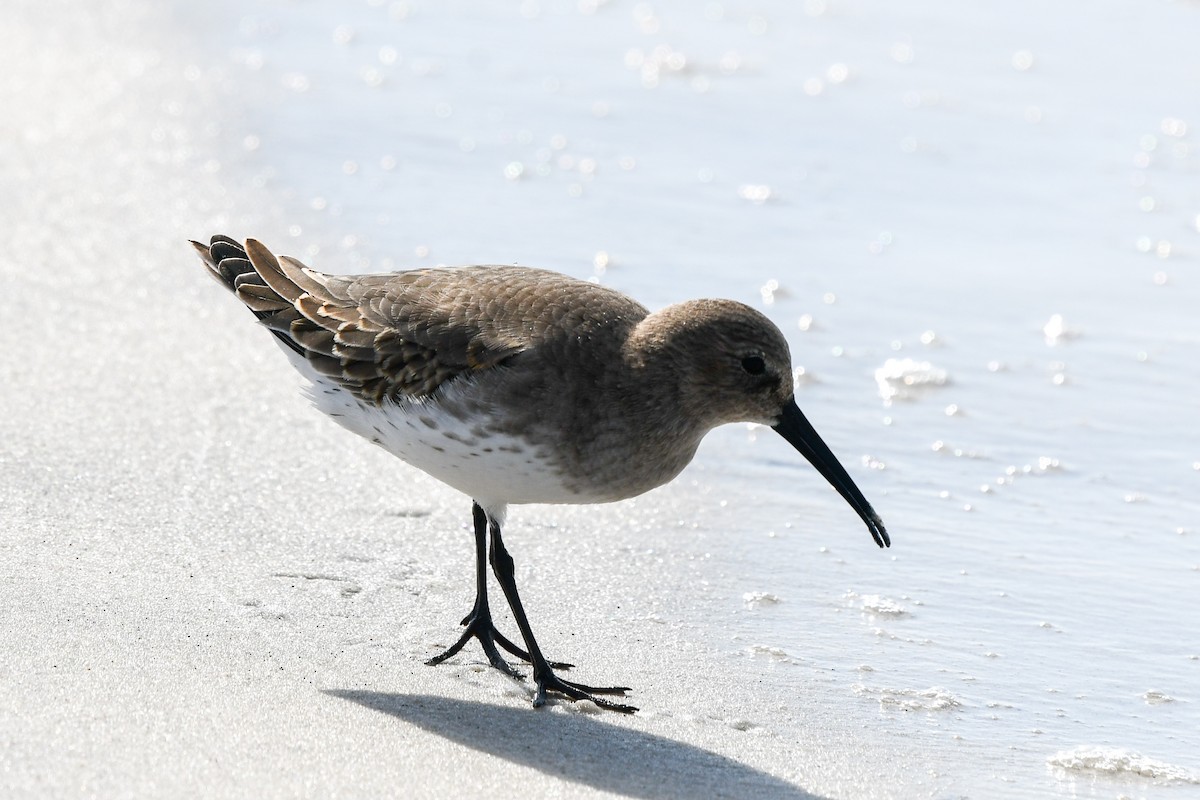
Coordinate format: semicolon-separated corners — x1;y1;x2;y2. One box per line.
323;690;825;800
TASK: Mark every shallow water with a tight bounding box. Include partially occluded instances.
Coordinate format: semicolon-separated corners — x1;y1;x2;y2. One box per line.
56;0;1200;796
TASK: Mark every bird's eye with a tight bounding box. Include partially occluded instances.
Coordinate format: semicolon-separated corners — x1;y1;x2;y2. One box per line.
741;355;766;375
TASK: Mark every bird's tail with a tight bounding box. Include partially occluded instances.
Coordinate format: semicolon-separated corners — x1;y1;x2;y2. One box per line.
190;235;327;356
190;236;418;402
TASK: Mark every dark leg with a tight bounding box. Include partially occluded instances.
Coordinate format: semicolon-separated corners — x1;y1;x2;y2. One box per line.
426;503;571;676
425;503;524;677
487;514;637;714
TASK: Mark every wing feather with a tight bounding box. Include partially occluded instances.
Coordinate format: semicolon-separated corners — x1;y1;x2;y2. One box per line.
194;236;648;402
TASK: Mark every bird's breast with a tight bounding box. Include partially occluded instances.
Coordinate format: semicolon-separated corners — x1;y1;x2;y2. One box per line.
289;344;701;508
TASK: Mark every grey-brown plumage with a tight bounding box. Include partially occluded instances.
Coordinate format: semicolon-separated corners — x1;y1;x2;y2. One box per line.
193;235;889;714
198;234;624;402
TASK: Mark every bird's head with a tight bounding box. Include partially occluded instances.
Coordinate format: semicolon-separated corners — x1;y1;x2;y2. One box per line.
629;299;889;548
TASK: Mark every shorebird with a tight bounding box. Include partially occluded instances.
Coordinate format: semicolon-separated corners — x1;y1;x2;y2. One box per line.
193;236;889;713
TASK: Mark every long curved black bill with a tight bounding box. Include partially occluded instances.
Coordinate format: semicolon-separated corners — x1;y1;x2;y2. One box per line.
772;399;890;548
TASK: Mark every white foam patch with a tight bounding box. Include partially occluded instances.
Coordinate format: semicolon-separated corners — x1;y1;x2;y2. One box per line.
849;592;909;617
1047;747;1200;784
853;685;963;712
873;357;949;403
741;591;782;609
744;644;800;663
1042;313;1081;345
1142;690;1175;705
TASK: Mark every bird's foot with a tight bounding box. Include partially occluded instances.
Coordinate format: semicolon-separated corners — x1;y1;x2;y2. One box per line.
426;610;572;677
533;668;638;714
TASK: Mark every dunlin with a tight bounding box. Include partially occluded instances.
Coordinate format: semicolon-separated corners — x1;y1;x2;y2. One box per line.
193;236;889;713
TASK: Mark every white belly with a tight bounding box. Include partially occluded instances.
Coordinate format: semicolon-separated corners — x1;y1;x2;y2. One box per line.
294;362;584;508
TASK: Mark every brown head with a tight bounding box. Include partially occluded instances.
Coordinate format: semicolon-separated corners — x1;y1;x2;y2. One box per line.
625;299;793;426
627;299;890;548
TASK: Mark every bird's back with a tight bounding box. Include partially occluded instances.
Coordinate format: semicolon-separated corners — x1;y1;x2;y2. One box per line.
194;236;649;404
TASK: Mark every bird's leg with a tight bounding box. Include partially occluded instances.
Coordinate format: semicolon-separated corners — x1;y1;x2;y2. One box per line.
486;515;638;714
426;503;571;676
425;502;523;677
